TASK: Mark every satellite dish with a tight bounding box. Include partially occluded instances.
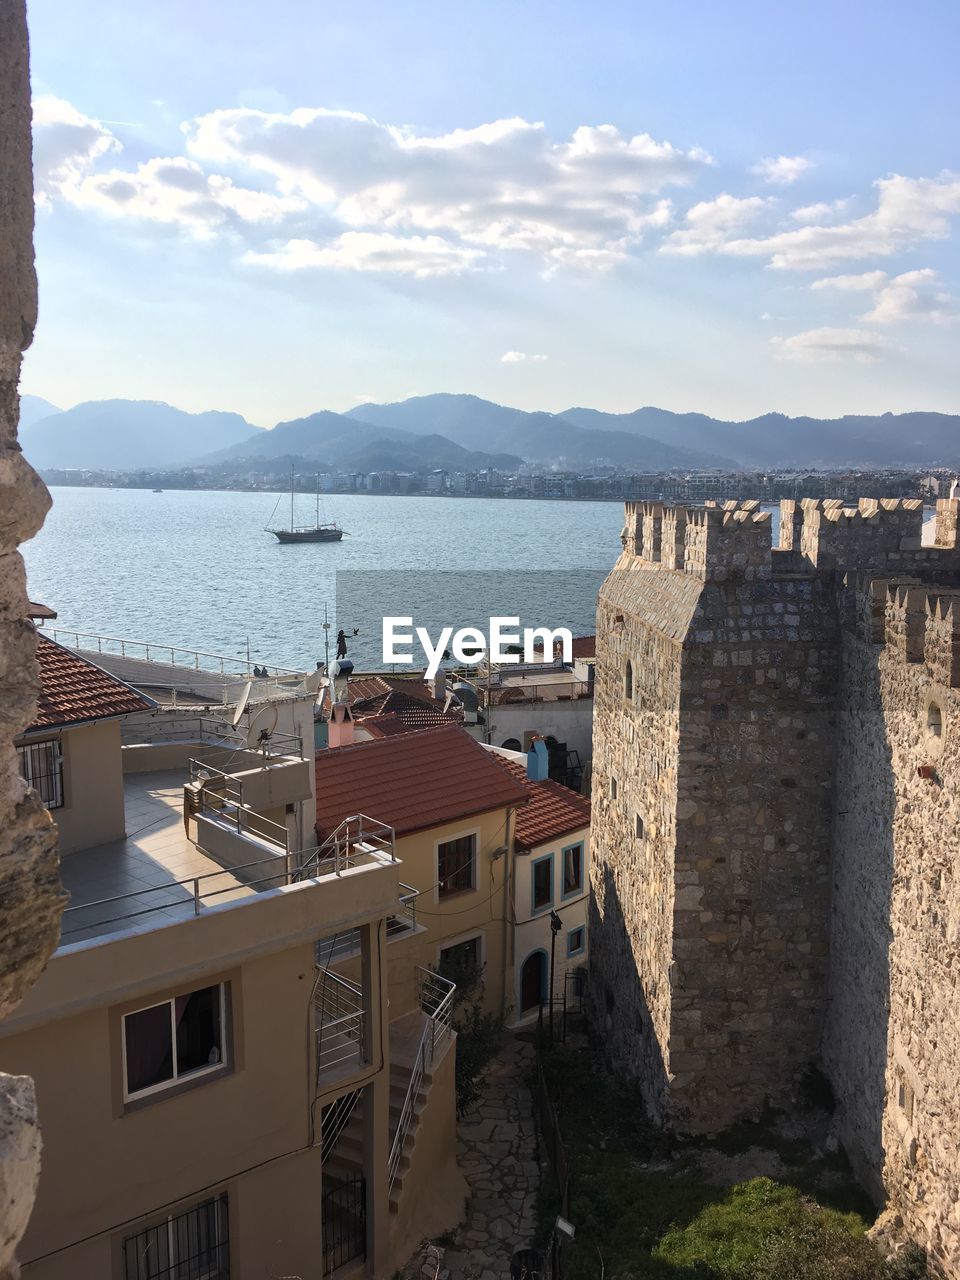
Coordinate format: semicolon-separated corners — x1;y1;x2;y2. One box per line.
303;669;325;695
232;680;254;728
246;704;279;753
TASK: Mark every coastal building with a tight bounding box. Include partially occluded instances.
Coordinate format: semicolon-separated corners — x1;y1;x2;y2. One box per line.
590;495;960;1274
491;742;592;1022
4;640;463;1278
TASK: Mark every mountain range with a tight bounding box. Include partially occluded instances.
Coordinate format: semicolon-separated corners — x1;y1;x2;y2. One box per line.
18;392;960;473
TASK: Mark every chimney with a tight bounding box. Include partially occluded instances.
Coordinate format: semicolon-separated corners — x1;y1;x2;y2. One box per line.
328;701;355;748
526;737;549;782
431;668;447;701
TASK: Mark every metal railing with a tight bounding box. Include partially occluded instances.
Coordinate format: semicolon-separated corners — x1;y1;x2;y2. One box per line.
320;1088;363;1164
322;1174;366;1274
124;714;247;750
47;627;300;677
485;679;591;706
60;851;292;943
388;967;457;1195
299;814;396;880
316;972;366;1079
190;768;290;853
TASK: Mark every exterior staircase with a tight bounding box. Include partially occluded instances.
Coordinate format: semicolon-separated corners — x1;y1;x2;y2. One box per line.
322;1053;432;1214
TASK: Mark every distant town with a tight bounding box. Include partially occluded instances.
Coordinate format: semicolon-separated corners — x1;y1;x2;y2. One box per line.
39;462;958;503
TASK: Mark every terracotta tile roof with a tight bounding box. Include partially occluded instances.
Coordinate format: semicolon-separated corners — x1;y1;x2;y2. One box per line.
358;713;412;739
315;723;528;840
499;757;591;851
351;687;462;732
27;634;155;731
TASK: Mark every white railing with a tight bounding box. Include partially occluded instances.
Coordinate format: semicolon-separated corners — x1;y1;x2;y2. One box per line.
316;972;366;1079
388;967;457;1195
299;814;396;880
47;628;301;677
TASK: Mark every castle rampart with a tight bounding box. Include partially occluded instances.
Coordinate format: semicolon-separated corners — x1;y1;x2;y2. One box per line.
592;496;960;1272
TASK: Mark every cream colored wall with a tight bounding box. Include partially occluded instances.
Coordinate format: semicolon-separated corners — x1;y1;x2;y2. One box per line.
7;942;328;1278
373;808;514;1018
49;719;126;856
511;825;590;1023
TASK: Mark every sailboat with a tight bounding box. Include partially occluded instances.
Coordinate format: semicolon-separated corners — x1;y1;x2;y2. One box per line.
266;468;345;543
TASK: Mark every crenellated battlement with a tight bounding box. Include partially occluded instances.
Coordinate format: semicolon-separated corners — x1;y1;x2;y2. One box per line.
852;576;960;686
622;497;960;582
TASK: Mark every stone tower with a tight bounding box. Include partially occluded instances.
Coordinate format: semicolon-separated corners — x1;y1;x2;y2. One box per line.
589;495;960;1272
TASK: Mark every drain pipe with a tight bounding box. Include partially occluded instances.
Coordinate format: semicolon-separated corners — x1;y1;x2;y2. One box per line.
500;805;517;1015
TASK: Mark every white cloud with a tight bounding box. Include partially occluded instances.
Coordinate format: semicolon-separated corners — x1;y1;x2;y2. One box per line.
715;173;960;270
862;268;956;324
501;351;549;363
186;108;707;267
791;199;849;223
811;270;889;292
32;95;120;205
660;194;773;256
243;231;483;277
752;155;813;186
770;327;892;362
70;156;303;236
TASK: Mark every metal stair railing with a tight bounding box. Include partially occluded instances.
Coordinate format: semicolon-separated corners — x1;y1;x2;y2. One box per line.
298;813;396;880
320;1088;364;1164
316;971;366;1078
387;967;457;1196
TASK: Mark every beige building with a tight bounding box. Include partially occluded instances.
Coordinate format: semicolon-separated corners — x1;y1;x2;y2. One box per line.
5;639;463;1278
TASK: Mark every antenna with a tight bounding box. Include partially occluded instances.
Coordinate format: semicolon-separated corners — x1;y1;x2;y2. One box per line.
232;680;253;728
246;704;279;756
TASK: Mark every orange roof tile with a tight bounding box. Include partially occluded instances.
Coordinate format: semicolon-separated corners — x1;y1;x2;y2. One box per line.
351;687;462;732
315;724;528;840
27;634;154;731
499;757;591;851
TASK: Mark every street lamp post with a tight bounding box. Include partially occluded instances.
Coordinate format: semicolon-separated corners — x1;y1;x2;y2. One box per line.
549;909;562;1045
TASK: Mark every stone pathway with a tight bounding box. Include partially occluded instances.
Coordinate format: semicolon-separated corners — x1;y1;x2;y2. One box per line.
418;1033;543;1280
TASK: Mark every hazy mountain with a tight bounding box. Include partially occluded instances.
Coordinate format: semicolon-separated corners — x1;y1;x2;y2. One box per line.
22;399;261;469
19;394;62;428
202;408;521;472
346;394;734;469
559;407;960;469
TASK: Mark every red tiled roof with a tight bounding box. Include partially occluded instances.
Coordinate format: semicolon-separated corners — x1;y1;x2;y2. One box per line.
346;674;442;705
358;713;412;739
351;687;462;732
27;634;154;731
499;757;591;851
315;723;528;839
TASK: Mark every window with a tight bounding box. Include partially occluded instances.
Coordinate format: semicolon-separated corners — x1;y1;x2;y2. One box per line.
927;701;943;739
635;814;645;840
562;843;584;898
123;984;226;1101
437;834;476;897
439;935;481;988
567;927;585;958
17;740;63;810
610;777;618;800
531;855;553;913
123;1193;229;1280
624;660;633;700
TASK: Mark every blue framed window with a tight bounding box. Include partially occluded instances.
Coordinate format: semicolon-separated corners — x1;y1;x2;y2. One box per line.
530;854;553;914
567;926;585;958
561;842;584;899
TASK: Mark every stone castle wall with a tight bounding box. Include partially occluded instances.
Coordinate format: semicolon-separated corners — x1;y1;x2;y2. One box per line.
825;578;960;1273
0;2;65;1273
591;496;960;1266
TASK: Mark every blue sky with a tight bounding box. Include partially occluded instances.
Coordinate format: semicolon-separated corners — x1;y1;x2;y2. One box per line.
23;0;960;425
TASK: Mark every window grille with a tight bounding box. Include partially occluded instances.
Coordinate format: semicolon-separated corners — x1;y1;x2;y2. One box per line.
123;1193;229;1280
17;740;63;809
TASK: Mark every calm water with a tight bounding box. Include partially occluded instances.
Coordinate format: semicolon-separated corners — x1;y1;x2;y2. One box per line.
24;489;627;670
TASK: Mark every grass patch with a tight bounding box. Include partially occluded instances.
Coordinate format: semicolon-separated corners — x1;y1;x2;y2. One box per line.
532;1042;926;1280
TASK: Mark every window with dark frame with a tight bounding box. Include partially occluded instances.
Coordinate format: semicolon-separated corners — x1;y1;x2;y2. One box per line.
532;856;553;911
567;926;585;957
123;984;226;1100
122;1192;229;1280
17;740;63;810
625;660;633;700
562;843;583;897
437;834;475;897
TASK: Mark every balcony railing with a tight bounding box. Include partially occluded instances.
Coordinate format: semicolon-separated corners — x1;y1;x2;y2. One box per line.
47;627;300;678
485;679;591;705
316;971;366;1079
314;884;420;967
299;814;396;880
189;762;295;853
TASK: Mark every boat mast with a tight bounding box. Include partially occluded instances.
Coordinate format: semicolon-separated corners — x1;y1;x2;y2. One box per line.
316;473;320;527
290;464;295;532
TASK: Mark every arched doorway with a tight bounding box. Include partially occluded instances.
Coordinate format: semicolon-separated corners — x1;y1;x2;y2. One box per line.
501;737;522;752
520;950;547;1012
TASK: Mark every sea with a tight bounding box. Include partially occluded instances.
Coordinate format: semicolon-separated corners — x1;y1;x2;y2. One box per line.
23;488;633;672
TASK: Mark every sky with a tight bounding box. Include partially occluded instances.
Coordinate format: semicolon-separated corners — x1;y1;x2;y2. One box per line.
22;0;960;427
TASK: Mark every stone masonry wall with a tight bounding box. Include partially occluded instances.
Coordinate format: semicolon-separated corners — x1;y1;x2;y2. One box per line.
825;579;960;1273
0;2;65;1274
